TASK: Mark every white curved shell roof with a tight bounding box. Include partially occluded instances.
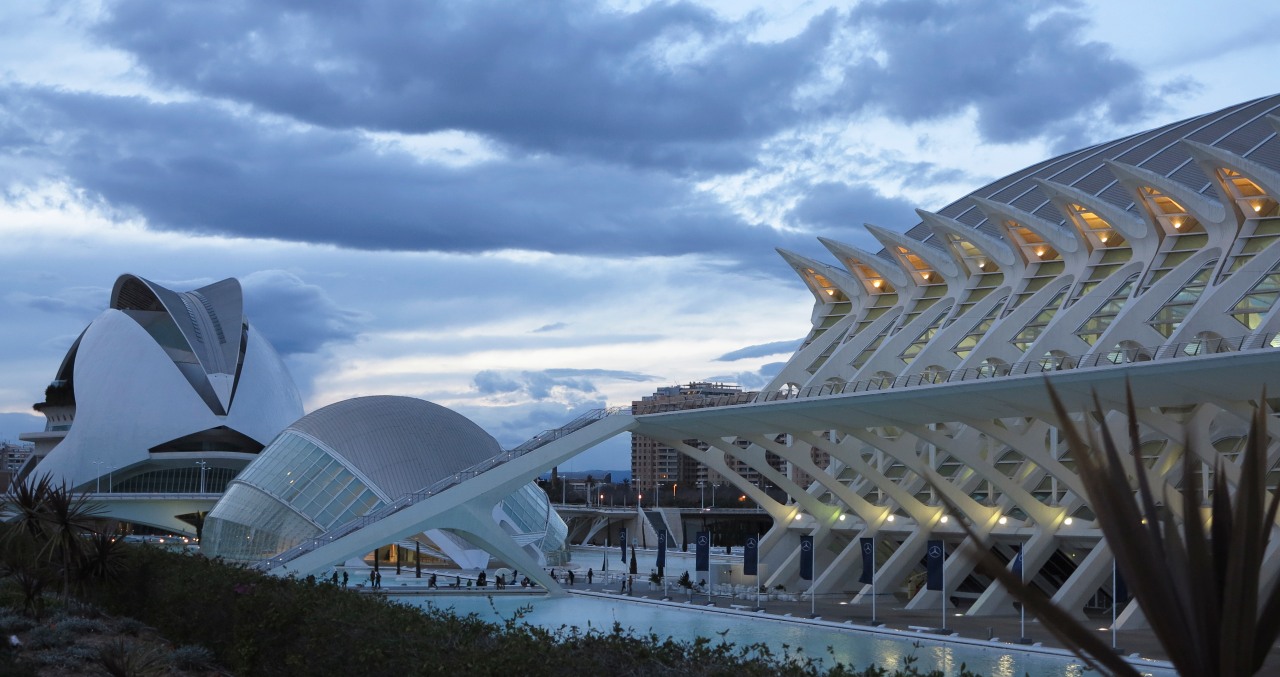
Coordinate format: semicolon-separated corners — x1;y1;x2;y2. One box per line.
286;396;501;498
30;274;303;489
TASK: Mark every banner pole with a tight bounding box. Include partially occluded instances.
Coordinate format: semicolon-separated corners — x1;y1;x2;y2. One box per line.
1020;546;1026;639
747;529;757;609
871;540;877;624
941;543;947;631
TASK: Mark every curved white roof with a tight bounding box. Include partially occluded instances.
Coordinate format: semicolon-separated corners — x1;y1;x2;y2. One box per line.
286;396;501;498
28;274;303;490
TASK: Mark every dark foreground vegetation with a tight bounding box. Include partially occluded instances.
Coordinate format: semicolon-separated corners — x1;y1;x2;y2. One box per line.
7;545;987;676
0;477;983;676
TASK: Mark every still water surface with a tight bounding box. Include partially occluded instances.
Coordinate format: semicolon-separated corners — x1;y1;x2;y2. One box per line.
398;593;1171;677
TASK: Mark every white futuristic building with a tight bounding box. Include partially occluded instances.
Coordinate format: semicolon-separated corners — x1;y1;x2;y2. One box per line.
19;274;305;533
202;396;569;570
614;94;1280;628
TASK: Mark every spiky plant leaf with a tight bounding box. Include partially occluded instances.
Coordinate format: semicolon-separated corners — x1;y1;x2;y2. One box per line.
931;383;1280;676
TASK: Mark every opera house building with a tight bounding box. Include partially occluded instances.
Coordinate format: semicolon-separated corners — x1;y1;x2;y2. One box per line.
18;275;567;571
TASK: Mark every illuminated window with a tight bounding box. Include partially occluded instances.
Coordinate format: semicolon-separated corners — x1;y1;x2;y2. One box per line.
899;303;954;364
1220;168;1279;218
1076;274;1139;345
1138;186;1202;235
1230;260;1280;330
952;297;1009;358
1010;287;1069;351
1147;261;1216;337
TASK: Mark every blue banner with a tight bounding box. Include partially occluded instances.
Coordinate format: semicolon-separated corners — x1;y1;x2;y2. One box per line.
859;537;875;585
695;531;709;572
743;535;759;576
1011;548;1023;580
656;529;667;569
620;527;627;561
799;535;814;580
926;539;945;591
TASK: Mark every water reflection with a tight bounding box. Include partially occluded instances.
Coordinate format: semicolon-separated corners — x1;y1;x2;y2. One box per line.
400;593;1169;677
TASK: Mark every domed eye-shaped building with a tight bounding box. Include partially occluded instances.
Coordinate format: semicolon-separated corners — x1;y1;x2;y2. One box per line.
202;396;568;569
20;274;304;533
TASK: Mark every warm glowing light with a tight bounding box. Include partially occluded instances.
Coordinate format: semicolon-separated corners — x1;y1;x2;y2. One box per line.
998;516;1008;525
838;514;847;521
872;279;882;288
886;515;895;522
921;271;931;281
1035;248;1046;257
1171;218;1183;229
793;513;802;522
1099;234;1109;243
939;515;949;524
1063;517;1073;526
825;289;836;296
1252;200;1264;213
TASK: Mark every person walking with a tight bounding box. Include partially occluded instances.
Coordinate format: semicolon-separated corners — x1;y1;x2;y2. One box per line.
587;568;593;585
374;571;382;589
342;570;348;587
428;573;438;589
568;570;575;586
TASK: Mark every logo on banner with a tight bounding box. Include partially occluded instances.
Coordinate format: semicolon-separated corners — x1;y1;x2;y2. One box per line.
863;541;873;555
802;540;812;552
928;544;942;558
698;534;708;546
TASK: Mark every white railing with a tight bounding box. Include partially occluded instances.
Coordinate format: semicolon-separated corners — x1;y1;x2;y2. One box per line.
632;331;1280;414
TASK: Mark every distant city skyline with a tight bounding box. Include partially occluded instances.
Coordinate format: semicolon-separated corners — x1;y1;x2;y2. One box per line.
3;0;1280;469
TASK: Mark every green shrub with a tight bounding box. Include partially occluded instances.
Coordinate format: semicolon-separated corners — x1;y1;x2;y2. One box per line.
53;615;109;634
113;617;146;636
98;639;169;677
30;643;98;670
0;610;36;634
23;624;75;650
171;644;216;671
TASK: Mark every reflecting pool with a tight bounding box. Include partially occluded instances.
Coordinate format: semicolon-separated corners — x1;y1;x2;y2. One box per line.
397;593;1172;677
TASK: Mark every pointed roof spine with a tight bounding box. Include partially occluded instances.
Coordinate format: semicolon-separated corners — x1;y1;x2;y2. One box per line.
817;237;911;290
864;224;963;285
776;248;865;303
914;209;1021;271
1181;139;1280;221
969;196;1086;266
1104;159;1229;231
1031;178;1149;241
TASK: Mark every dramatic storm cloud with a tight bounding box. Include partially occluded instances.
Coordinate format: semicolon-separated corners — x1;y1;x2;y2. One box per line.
2;0;1278;470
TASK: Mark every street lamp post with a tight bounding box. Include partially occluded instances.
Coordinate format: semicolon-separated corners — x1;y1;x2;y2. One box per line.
91;460;103;493
195;461;209;493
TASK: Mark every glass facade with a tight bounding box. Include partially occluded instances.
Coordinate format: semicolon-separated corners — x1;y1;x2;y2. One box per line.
203;431;384;561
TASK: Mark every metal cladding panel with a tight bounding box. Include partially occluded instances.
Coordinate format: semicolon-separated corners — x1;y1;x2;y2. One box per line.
1219;117;1277;156
287;396;501;499
1140;147;1191;176
1246;134;1280;167
1168;161;1211;192
1032;202;1066;224
1072;167;1116;196
1099;183;1136;210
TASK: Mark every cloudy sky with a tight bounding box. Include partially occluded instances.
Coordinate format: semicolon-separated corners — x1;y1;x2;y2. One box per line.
2;0;1279;470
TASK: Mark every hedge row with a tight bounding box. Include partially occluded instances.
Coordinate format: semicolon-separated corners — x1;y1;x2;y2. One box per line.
80;547;980;677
